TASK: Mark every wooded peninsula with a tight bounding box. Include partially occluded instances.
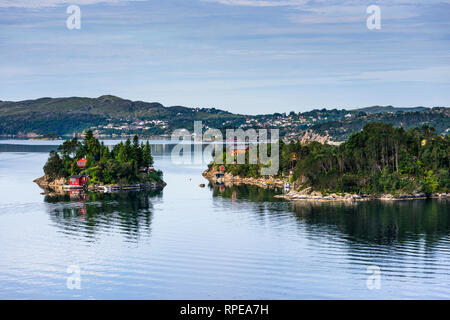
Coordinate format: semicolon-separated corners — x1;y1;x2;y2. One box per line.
205;123;450;199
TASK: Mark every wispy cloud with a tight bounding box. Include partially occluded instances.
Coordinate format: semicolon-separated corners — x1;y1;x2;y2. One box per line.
205;0;449;24
289;4;420;24
1;0;449;111
207;0;450;6
354;66;450;83
0;0;145;8
204;0;307;7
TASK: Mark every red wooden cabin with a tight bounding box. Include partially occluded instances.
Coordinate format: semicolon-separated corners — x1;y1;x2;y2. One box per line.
69;175;88;186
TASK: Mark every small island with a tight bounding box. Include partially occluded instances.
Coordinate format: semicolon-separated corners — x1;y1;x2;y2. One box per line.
204;123;450;201
35;130;165;193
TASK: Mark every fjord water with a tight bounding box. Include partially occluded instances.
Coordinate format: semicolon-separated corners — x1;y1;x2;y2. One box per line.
0;141;449;299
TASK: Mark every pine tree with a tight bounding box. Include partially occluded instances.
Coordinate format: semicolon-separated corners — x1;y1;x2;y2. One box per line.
142;141;153;168
44;151;64;181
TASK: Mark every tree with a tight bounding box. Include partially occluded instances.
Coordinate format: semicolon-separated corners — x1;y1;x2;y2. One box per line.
422;170;439;194
58;138;80;157
210;122;450;194
43;134;162;185
44;151;64;181
132;135;143;167
142;141;153;168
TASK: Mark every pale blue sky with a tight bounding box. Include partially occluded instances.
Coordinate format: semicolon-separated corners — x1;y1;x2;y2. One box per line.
0;0;449;114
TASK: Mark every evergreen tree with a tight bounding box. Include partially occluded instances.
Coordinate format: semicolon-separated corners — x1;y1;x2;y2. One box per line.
132;135;143;167
43;151;64;181
212;122;450;194
142;141;153;167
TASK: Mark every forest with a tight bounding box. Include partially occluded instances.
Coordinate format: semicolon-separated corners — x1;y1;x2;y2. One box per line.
43;130;163;185
211;123;450;195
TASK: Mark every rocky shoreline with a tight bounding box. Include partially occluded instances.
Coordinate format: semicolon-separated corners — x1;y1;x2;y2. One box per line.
202;168;449;202
34;175;166;195
202;168;286;188
273;190;450;202
33;175;66;189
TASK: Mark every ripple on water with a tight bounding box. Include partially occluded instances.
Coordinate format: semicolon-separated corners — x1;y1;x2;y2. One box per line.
0;148;449;299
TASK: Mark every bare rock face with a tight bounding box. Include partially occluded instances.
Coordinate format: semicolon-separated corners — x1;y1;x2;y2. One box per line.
33;175;48;187
299;130;341;146
33;175;66;189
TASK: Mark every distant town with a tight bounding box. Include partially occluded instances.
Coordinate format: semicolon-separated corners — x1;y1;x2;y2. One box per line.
0;96;448;143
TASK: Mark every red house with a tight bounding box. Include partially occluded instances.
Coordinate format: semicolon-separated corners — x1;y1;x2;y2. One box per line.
69;175;88;186
77;157;86;168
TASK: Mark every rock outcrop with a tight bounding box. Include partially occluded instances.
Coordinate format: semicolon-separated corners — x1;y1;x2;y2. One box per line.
202;166;285;189
33;175;66;190
298;130;341;146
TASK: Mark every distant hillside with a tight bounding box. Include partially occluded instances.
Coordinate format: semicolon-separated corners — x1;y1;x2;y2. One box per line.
0;95;242;136
309;107;449;141
0;95;448;141
354;106;428;114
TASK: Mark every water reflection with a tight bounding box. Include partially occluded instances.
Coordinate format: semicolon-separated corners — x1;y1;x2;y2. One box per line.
45;190;162;242
211;183;450;247
2;141;449;299
290;199;450;246
209;182;284;203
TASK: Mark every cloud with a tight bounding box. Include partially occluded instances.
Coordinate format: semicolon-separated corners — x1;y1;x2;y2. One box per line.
353;66;450;83
288;4;420;24
0;0;145;8
204;0;450;24
207;0;450;6
204;0;308;7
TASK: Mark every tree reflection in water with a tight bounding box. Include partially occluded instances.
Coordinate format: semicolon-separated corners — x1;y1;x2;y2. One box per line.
290;199;450;246
44;190;163;242
211;183;450;247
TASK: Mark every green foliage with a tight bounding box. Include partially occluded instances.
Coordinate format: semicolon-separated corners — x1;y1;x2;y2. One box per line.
142;141;154;168
43;151;64;181
42;131;161;185
1;96;448;142
211;123;450;195
0;95;241;136
422;170;440;194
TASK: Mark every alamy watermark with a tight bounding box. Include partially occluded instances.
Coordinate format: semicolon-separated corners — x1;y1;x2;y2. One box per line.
67;265;81;289
64;4;379;31
366;5;381;30
171;121;279;176
66;5;81;30
366;265;381;290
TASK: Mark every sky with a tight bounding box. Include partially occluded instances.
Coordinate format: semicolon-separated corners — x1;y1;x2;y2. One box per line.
0;0;449;114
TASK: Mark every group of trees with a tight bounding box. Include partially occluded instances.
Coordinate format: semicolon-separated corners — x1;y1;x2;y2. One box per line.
44;131;163;185
310;107;449;141
211;123;450;194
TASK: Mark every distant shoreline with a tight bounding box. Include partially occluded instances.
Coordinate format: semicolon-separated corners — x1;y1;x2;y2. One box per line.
0;134;172;140
202;167;450;202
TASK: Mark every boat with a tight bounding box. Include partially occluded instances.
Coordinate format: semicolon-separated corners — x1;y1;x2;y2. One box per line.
284;182;291;192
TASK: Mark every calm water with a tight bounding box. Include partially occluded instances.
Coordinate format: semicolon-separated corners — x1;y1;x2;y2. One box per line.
0;140;449;299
